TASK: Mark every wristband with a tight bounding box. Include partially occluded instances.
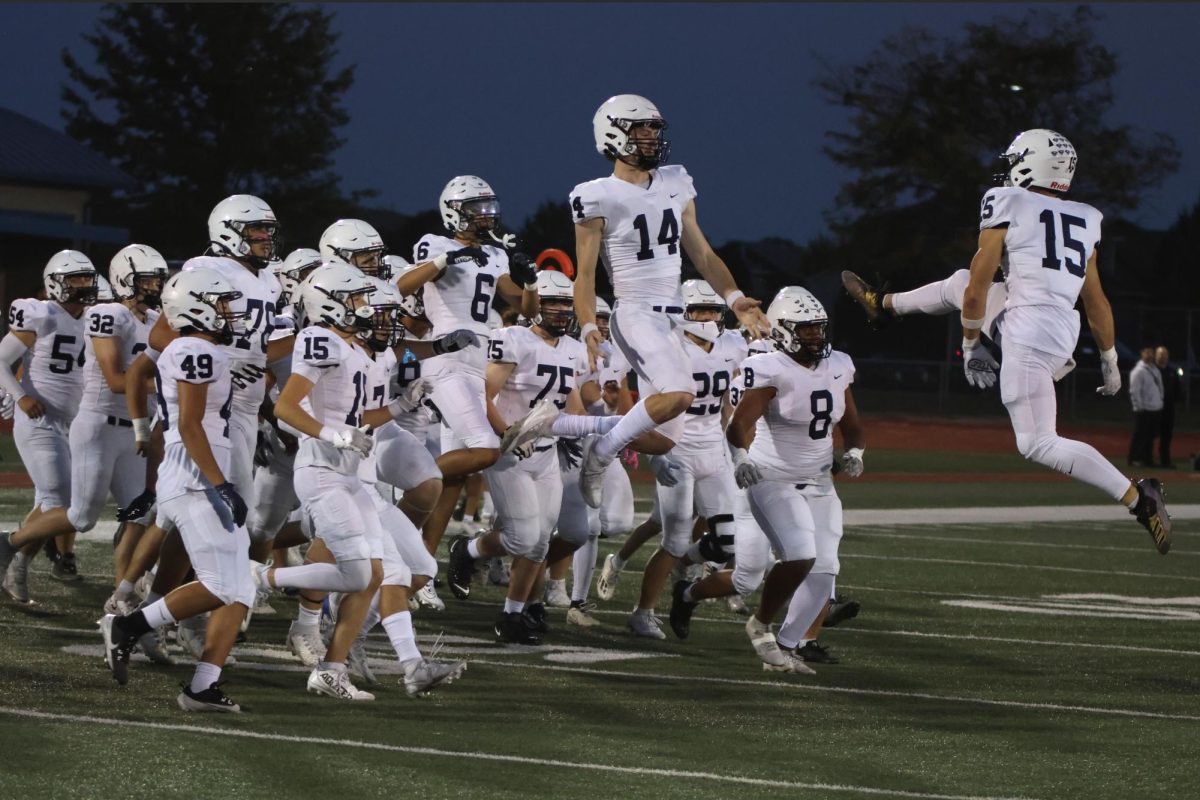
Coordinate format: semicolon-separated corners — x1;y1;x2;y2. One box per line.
730;446;751;465
580;322;599;341
132;417;152;442
845;447;865;461
523;282;539;292
431;253;448;271
724;290;745;306
962;336;981;352
961;314;984;330
1100;347;1118;364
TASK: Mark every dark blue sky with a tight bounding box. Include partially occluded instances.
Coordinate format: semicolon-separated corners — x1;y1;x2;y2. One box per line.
2;3;1196;246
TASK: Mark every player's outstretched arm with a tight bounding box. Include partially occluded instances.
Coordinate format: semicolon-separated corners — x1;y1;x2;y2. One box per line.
573;218;606;370
680;201;770;338
837;387;866;478
1079;251;1121;395
961;228;1006;342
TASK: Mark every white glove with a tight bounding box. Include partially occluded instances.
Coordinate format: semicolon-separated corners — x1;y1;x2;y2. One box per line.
649;455;682;487
962;337;999;389
1097;348;1121;396
731;447;763;489
387;378;430;417
0;392;13;421
319;424;373;457
841;447;865;478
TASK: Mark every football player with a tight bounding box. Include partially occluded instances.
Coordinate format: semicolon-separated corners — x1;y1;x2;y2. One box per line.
320;218;391;279
99;267;255;712
0;251;98;600
570;94;771;510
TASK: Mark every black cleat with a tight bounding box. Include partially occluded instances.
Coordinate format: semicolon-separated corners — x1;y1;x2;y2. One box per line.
43;537;61;564
51;552;80;582
99;614;137;685
1131;478;1171;554
823;596;861;628
177;681;242;713
668;580;699;640
841;271;891;329
446;535;475;599
495;611;542;645
523;602;549;634
795;641;840;664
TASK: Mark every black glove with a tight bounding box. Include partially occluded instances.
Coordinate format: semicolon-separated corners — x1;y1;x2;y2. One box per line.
557;438;584;471
117;489;156;522
508;252;537;287
446;246;488;267
432;329;479;355
254;428;273;468
215;482;248;527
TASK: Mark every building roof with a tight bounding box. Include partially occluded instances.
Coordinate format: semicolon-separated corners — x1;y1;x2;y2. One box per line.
0;107;135;191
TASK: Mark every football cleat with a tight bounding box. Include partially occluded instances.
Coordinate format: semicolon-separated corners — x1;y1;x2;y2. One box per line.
99;614;136;685
249;561;272;593
401;658;467;697
446;535;475;600
567;601;600;627
782;649;818;676
495;611;542;645
0;533;16;581
544;579;571;608
1131;478;1171;554
287;625;326;667
725;593;753;616
745;616;796;672
841;271;891;329
626;609;667;640
596;554;622;601
415;582;445;611
668;580;699;640
523;602;550;633
794;641;839;664
104;593;136;617
487;557;510;586
252;587;276;615
499;398;560;456
43;537;61;564
306;667;375;701
139;628;176;665
347;635;377;686
578;438;609;509
3;554;30;603
50;552;81;582
176;620;207;661
177;681;241;713
823;596;861;628
132;571;154;602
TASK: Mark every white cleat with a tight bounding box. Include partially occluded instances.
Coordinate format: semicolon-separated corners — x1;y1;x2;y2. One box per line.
401;658;467;697
176;621;207;661
627;609;667;640
487;557;510;586
578;438;609;509
287;626;326;667
725;593;753;616
783;649;818;676
347;635;377;686
139;627;176;665
745;616;797;673
544;580;571;608
596;554;622;601
104;593;136;617
415;582;445;612
252;587;276;615
307;667;375;701
132;571;154;602
3;555;30;604
499;398;561;455
567;602;600;627
249;561;272;593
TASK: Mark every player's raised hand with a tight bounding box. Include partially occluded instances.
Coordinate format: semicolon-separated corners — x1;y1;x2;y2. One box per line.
446;246;488;267
962;338;999;389
1097;349;1121;396
584;327;606;372
507;252;538;288
731;296;771;340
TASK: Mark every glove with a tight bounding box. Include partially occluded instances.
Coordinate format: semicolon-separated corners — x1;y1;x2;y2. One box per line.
841;447;865;478
432;329;479;355
215;482;248;527
513;441;536;461
649;454;682;487
557;438;583;470
1097;348;1121;396
319;424;373;457
254;421;275;468
387;378;430;417
962;337;999;389
117;489;156;522
487;230;521;250
508;252;538;288
619;447;639;470
0;392;13;421
442;247;488;268
731;447;763;489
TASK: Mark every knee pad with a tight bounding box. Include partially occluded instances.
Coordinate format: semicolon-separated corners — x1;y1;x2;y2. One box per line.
687;513;735;563
732;561;766;598
338;558;373;593
383;560;412;588
66;506;97;533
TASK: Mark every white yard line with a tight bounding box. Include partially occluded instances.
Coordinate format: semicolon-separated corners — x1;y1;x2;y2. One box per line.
843;553;1200;582
848;529;1198;556
0;706;1039;800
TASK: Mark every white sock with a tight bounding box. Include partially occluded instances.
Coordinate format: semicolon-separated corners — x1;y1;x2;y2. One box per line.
12;552;26;567
547;577;565;593
467;538;483;559
114;579;135;599
190;661;221;694
777;572;836;649
382;611;422;663
571;538;599;603
610;554;626;573
318;660;345;672
293;604;322;631
142;598;176;629
504;598;526;614
550;413;620;438
595;400;657;461
888;269;969;316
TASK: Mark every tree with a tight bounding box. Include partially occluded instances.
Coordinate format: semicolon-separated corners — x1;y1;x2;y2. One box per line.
815;6;1180;287
61;4;359;258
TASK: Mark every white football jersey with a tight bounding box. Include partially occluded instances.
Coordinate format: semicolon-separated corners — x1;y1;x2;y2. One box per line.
742;350;855;483
80;303;158;418
182;255;283;417
290;326;374;474
154;336;234;500
569;165;697;304
412;233;507;375
488;325;587;442
356;346;395;485
8;298;87;419
678;330;748;453
979;186;1103;357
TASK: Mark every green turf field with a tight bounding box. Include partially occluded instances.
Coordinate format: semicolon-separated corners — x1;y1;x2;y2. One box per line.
0;454;1196;800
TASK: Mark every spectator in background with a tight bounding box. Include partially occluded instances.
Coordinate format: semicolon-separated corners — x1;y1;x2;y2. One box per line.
1128;347;1164;467
1156;346;1180;468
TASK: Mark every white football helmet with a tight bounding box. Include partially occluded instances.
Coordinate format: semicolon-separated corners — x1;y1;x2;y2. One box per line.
207;194;279;265
595;297;612;318
319;219;387;276
299;262;375;331
593;94;670;169
534;270;575;337
681;279;726;342
439;176;500;235
392;262;426;319
275;248;324;310
162;267;245;344
109;244;169;307
360;276;407;350
95;275;114;303
382;254;410;283
1000;129;1077;192
43;250;98;304
766;286;830;361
